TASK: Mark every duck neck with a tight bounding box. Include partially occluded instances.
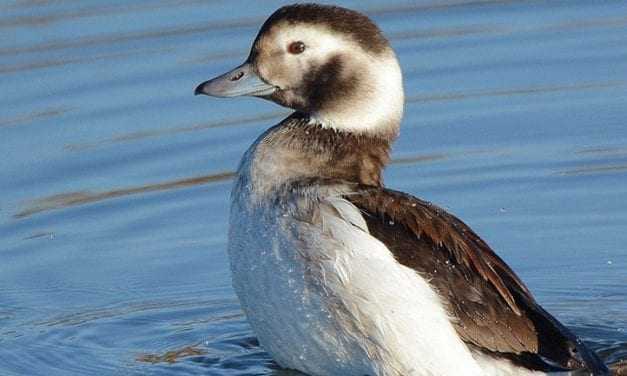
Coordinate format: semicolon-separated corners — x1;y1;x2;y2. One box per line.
243;113;394;199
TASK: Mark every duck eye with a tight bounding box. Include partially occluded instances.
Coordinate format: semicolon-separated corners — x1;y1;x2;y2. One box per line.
288;41;306;55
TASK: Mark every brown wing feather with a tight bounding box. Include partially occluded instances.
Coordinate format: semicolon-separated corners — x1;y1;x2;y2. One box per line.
344;186;606;372
347;187;531;313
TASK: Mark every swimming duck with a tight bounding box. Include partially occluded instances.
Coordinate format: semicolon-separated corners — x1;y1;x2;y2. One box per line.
195;4;609;375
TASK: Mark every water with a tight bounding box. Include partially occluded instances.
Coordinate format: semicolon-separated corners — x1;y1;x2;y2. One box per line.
1;0;626;374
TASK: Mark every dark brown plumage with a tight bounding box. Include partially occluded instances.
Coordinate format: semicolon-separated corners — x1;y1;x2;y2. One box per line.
252;3;389;55
256;113;393;187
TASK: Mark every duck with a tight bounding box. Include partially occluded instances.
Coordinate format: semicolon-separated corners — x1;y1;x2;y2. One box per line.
194;4;609;375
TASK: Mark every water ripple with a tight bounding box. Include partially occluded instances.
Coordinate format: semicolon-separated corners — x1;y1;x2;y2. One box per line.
15;172;235;219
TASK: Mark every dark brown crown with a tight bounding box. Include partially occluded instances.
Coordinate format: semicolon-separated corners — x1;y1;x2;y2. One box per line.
254;3;390;54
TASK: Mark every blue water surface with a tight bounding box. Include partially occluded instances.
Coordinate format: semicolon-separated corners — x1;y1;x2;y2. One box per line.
1;1;626;375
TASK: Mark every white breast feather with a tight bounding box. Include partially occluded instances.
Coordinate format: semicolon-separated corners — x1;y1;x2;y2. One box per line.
229;178;502;375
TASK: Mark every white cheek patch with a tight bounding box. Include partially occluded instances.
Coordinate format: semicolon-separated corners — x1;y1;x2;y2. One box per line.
311;50;404;136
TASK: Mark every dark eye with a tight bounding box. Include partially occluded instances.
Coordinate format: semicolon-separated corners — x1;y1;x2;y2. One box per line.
288;41;306;55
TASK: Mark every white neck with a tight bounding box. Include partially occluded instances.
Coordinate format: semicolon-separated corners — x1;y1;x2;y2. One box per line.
310;50;404;135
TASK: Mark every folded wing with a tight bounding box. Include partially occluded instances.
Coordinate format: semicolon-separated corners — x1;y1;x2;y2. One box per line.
345;186;608;374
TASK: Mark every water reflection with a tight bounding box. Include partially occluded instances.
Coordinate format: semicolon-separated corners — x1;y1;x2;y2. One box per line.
137;345;206;364
576;146;627;157
0;107;70;128
558;164;627;177
15;172;235;218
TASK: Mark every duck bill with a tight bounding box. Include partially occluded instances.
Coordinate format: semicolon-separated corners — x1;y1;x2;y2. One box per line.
194;62;276;98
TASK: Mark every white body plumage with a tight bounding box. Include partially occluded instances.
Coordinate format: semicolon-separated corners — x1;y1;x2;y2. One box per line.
227;138;543;376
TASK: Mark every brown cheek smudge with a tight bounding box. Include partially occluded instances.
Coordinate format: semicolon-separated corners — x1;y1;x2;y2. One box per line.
302;55;359;113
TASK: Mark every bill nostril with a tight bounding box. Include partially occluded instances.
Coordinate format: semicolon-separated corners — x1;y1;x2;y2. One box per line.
231;71;244;81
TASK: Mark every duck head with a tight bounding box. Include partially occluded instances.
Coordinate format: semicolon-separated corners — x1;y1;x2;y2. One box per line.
195;4;404;136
